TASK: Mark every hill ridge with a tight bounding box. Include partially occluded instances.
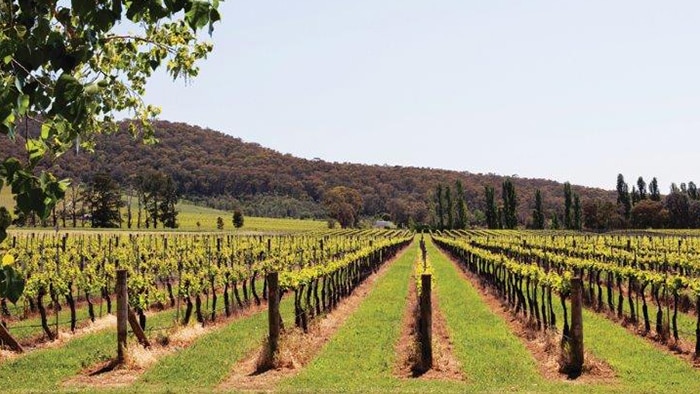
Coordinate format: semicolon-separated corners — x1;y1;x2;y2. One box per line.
0;120;615;226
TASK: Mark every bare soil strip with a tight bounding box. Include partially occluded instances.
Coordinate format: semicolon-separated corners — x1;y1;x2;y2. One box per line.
61;301;269;389
217;247;408;392
394;273;465;381
444;253;617;384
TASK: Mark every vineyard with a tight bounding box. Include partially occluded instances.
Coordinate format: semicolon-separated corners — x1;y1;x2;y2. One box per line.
0;228;700;392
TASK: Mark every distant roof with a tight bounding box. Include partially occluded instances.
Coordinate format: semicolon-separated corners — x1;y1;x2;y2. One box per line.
373;220;396;228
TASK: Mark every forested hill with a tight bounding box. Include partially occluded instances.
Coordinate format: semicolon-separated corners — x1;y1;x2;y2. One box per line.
0;120;614;225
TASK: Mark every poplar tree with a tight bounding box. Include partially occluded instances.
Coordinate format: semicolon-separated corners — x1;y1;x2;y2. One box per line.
445;185;454;230
649;177;661;201
564;182;572;229
435;185;445;229
454;180;468;229
532;189;545;229
688;182;698;200
502;179;518;229
573;194;582;230
637;177;647;200
616;174;631;221
484;186;498;229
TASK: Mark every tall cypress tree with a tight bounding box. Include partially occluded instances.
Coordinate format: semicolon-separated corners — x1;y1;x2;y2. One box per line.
616;174;631;220
637;176;647;200
532;189;545;229
445;185;454;230
485;186;498;229
649;177;661;201
631;186;640;205
502;179;518;229
573;194;582;230
688;181;698;200
454;180;468;229
564;182;572;229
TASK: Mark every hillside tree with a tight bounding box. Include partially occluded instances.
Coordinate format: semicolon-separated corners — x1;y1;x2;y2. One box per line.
454;180;468;229
84;172;122;228
323;186;363;228
637;177;647;200
573;194;582;230
665;192;689;228
688;182;698;200
484;186;498;229
563;182;572;229
444;185;454;230
649;177;661;201
616;174;631;222
532;189;545;229
232;209;244;228
434;184;445;229
501;179;518;229
137;171;179;229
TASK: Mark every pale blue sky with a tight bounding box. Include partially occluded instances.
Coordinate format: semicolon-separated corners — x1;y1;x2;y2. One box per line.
141;1;700;191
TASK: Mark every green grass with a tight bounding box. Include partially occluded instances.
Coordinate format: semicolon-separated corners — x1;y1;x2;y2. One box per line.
426;239;544;391
171;201;326;232
2;186;325;233
131;297;296;392
3;194;325;233
0;307;179;392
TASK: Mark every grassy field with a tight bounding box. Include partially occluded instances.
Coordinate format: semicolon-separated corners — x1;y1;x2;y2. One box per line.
0;187;325;233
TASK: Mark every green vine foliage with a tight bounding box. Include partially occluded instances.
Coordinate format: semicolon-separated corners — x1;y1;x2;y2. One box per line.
0;0;220;219
0;206;23;303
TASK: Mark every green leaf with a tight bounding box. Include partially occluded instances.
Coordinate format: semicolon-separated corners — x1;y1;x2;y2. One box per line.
14;25;27;38
41;123;51;139
25;139;46;166
185;1;210;31
55;73;83;101
0;266;25;304
17;94;29;114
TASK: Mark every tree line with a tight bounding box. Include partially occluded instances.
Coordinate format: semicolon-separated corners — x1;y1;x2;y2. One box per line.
14;171;181;229
430;174;699;231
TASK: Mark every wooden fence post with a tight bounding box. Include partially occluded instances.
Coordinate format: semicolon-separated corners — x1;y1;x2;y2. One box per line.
0;323;23;353
267;272;280;359
116;269;128;365
570;277;584;375
419;273;433;370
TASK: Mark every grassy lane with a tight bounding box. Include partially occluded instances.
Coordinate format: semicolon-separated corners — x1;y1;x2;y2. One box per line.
550;291;700;392
425;239;546;392
434;239;700;393
130;298;295;392
0;307;177;392
281;242;467;392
